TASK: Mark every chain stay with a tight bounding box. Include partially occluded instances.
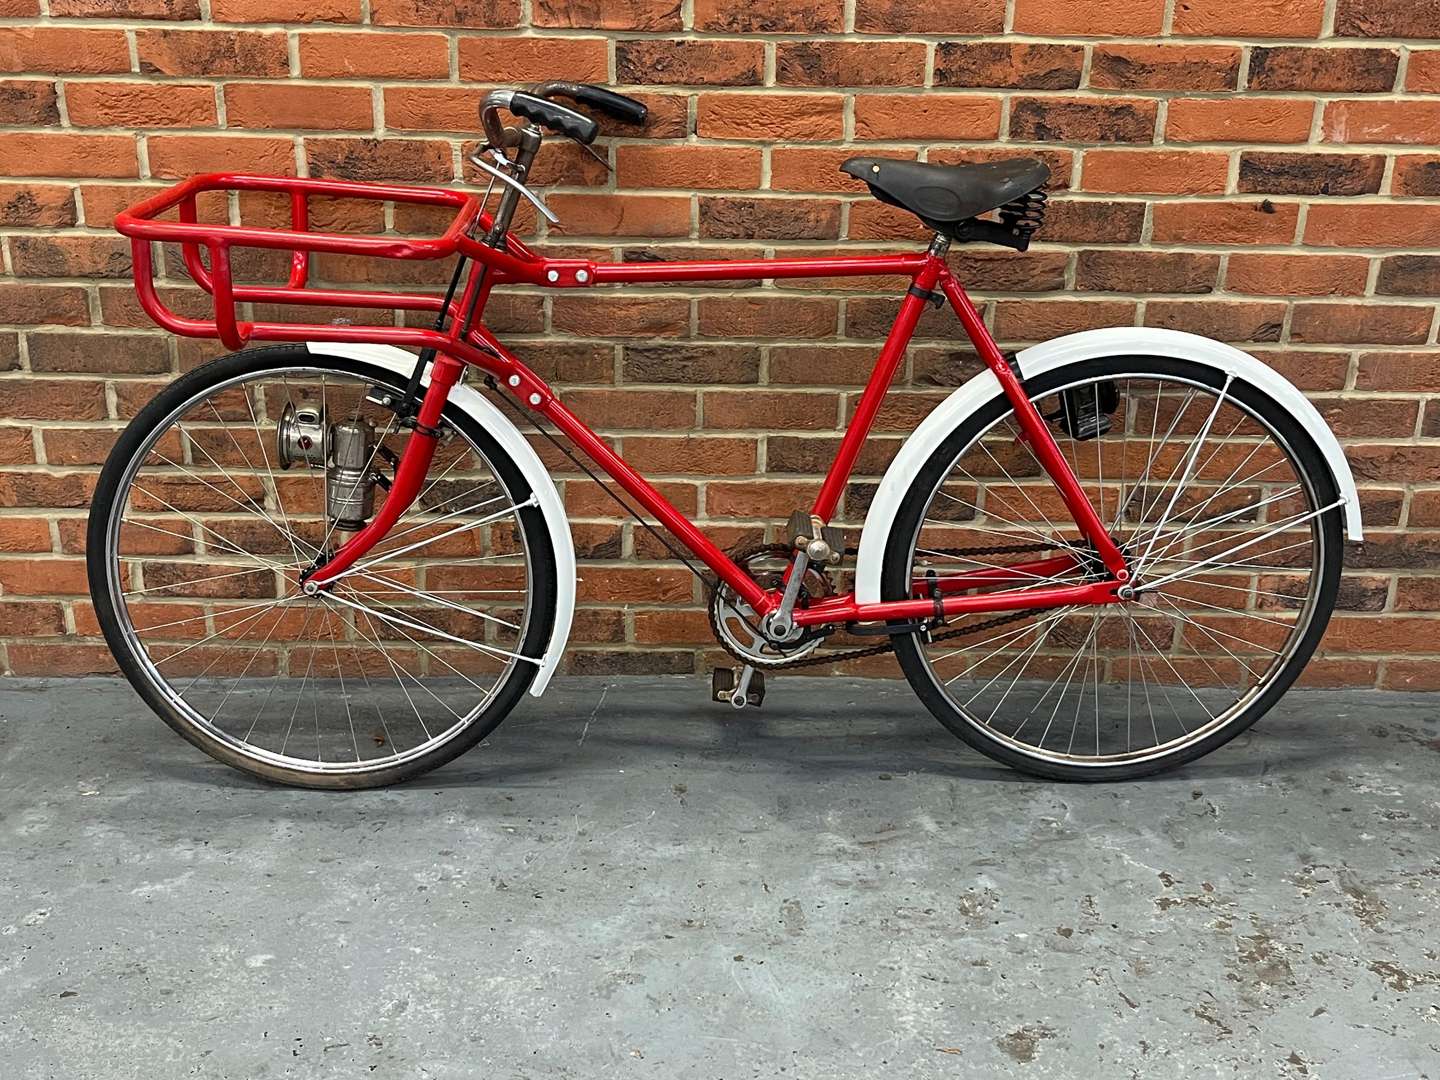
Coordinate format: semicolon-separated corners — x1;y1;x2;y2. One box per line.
713;540;1055;670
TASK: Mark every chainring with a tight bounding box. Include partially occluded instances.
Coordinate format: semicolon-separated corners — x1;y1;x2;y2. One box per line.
708;544;835;668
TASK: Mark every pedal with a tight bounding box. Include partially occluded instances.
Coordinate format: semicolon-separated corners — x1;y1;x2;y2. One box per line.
784;510;844;567
711;666;765;710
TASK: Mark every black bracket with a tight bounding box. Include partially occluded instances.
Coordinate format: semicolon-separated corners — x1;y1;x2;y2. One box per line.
907;284;944;309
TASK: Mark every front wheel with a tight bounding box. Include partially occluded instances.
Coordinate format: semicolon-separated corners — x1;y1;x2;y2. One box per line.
883;354;1344;781
87;346;558;789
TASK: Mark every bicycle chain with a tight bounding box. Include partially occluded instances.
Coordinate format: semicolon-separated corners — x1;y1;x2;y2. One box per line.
709;541;1055;671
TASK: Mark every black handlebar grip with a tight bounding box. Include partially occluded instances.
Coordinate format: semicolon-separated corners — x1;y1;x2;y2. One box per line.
508;92;600;145
567;84;648;126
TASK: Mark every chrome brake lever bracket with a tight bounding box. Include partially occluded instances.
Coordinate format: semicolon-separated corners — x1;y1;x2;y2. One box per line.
467;150;559;224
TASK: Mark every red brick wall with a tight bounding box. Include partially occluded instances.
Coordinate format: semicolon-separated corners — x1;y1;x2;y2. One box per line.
1;0;1438;685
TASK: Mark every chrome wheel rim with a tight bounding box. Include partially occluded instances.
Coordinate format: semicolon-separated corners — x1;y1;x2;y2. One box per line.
104;364;537;777
904;369;1332;769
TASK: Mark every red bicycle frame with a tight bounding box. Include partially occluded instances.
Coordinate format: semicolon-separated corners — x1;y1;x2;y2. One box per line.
117;173;1129;630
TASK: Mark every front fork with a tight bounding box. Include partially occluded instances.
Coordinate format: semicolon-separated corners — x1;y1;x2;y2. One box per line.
301;353;464;590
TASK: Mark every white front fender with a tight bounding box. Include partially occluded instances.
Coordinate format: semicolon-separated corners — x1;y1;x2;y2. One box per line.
853;327;1364;605
304;343;574;695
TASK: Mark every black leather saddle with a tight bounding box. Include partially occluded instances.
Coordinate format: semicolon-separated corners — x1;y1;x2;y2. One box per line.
841;156;1051;251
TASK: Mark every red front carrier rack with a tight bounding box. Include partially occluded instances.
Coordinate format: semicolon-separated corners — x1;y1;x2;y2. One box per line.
114;171;594;353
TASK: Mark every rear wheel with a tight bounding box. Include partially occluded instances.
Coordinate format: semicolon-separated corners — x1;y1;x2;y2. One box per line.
883;355;1343;781
87;346;557;789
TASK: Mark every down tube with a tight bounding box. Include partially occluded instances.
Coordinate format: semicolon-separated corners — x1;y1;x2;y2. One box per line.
537;396;773;612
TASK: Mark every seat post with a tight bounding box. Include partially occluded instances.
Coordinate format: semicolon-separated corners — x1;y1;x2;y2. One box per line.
927;233;952;258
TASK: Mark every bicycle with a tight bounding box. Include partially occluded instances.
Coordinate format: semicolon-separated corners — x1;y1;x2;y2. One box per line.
88;83;1363;789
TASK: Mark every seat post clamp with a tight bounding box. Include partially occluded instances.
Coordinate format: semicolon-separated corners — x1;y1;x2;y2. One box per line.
907;284;944;310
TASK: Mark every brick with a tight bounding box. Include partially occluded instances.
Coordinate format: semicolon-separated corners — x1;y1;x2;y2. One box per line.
0;379;106;420
1226;255;1370;297
0;285;90;326
854;0;1004;34
697;297;838;339
1248;47;1399;93
552;296;690;338
28;331;171;373
1172;0;1325;37
1090;45;1240;91
1080;150;1227;195
854;94;1001;141
1075;251;1218;294
298;32;449;79
65;82;216;129
210;0;361;20
699;93;844;141
699;196;840;241
1376;256;1440;297
0;80;59;125
1013;0;1163;35
1393;156;1440;197
457;36;608;83
1042;200;1146;244
1335;0;1440;38
532;0;681;30
1009;97;1156;143
0;28;131;74
1407;52;1440;94
148;135;295;178
65;0;195;13
0;518;50;553
377;87;480;132
1167;99;1313;144
702;389;839;429
616;145;761;190
1144;300;1286;342
547;194;690;237
1324;101;1440;146
1305;204;1440;248
0;183;75;228
559;388;695;428
1238;152;1385;197
776;41;927;87
0;134;136;178
224;83;372;131
369;0;520;26
770;147;913;193
616;40;763;86
947;249;1069;292
1356;353;1440;392
624;345;760;384
1151;202;1300;245
994;299;1136;341
1290;304;1433;346
933;43;1083;90
9;235;131;277
307;137;451;183
136;30;289;78
694;0;843;32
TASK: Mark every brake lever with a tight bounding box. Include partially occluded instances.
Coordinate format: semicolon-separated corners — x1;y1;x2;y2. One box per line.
467;149;559;224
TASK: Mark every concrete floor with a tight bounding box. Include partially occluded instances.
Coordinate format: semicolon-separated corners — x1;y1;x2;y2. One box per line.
1;677;1438;1079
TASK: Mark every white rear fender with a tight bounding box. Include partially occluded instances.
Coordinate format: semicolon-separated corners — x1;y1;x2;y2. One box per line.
303;343;574;695
852;327;1363;605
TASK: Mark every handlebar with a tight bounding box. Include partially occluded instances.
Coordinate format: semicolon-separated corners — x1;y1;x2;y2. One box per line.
479;83;647;150
531;82;649;127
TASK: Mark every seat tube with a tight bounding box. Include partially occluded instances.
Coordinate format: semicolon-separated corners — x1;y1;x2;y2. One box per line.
811;238;947;523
